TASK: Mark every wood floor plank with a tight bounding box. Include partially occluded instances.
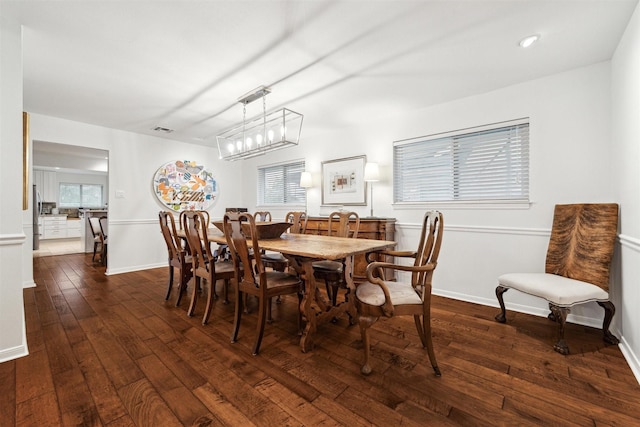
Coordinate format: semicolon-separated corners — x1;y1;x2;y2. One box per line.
7;254;638;426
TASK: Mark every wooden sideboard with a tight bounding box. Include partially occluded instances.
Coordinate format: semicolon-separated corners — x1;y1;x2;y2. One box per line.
304;216;396;282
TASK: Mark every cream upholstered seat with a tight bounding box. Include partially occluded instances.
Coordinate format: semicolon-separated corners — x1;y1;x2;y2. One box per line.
355;210;443;376
495;203;619;355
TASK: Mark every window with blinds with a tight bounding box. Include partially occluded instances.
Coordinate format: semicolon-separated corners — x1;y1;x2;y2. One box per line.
393;119;529;203
257;160;306;205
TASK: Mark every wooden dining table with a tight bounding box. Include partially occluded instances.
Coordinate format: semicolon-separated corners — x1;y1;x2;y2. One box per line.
188;227;397;352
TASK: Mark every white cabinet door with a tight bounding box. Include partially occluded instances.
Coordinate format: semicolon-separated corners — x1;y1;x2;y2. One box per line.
34;170;44;197
44;171;57;202
43;216;67;239
66;219;81;238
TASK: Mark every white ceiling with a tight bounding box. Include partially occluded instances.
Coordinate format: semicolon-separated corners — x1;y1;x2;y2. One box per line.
15;0;638;150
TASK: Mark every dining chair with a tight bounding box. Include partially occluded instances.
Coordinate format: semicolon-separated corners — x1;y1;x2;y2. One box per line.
312;211;360;306
182;211;235;325
158;211;193;306
88;216;106;264
98;215;108;265
261;211;308;273
223;211;303;355
355;210;444;376
495;203;619;354
254;211;272;222
285;211;308;234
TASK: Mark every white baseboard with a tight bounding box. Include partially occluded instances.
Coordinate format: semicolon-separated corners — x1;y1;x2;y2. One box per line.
619;336;640;385
0;344;29;364
106;262;165;276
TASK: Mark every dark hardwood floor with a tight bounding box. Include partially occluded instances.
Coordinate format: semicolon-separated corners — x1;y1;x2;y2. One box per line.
2;253;639;426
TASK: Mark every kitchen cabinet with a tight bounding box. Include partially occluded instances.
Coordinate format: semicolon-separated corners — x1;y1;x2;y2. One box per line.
42;216;67;239
34;169;57;202
304;216;396;283
66;219;81;238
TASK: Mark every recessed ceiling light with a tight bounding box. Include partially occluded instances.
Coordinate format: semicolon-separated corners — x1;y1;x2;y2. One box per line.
519;34;539;48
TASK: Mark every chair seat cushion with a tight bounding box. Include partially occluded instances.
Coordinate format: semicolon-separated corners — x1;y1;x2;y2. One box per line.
312;260;343;272
264;271;301;289
261;251;287;262
498;273;609;307
356;280;422;306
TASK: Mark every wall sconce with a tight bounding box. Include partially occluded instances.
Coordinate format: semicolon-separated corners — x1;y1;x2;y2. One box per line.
300;171;312;213
364;162;379;217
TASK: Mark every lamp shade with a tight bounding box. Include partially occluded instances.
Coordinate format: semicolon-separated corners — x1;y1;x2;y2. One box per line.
300;171;313;188
364;162;380;182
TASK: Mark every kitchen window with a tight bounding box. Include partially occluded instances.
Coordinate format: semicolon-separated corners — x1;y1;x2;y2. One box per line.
59;183;103;208
257;160;306;206
393;119;529;204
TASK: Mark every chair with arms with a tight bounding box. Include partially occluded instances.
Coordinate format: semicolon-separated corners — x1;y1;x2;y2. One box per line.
223;211;303;355
313;211;360;306
355;210;444;376
158;211;193;306
495;203;620;354
182;211;235;325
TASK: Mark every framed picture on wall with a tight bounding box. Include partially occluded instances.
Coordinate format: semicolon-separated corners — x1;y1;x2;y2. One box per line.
321;155;367;205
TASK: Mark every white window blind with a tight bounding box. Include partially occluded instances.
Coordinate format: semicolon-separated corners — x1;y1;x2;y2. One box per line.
394;120;529;203
258;160;306;205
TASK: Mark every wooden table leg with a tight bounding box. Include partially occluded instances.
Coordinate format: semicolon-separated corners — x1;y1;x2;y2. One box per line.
299;260;317;352
342;255;357;324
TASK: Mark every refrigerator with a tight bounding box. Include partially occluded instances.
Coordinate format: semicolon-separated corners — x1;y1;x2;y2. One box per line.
33;184;42;250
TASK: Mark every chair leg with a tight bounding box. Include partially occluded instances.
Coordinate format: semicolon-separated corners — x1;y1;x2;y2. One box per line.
358;315;378;375
549;304;570;355
202;279;216;325
92;242;98;262
165;265;174;300
252;296;268;355
267;297;273;323
187;277;200;317
494;286;508;323
175;271;187;307
414;312;440;377
231;290;243;344
597;301;620;345
222;279;230;304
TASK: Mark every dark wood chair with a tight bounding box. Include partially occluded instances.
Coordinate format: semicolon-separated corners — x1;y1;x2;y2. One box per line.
223;211;303;355
312;211;360;306
98;215;108;265
158;211;193;306
182;211;235;325
495;203;620;354
88;216;106;265
355;210;444;376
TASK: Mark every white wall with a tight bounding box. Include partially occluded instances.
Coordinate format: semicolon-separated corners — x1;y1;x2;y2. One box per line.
244;61;614;321
611;2;640;381
28;114;245;275
0;3;29;362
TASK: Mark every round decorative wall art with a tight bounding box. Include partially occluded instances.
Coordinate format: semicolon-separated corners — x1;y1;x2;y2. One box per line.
153;160;218;211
